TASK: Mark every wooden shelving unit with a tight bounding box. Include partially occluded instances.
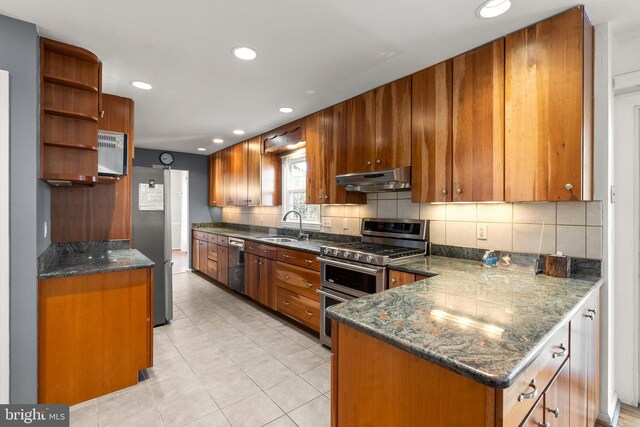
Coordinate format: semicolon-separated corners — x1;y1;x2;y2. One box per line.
43;75;98;93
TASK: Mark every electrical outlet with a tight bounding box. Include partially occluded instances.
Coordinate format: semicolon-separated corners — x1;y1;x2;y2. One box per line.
477;223;487;240
343;219;349;230
322;218;332;227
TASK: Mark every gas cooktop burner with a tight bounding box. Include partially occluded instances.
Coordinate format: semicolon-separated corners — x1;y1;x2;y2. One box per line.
320;242;425;266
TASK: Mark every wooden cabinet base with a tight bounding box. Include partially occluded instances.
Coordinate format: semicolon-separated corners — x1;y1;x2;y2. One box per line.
38;268;153;405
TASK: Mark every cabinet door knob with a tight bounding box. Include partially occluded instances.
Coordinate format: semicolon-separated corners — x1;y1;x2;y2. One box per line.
324;196;329;200
375;159;381;164
552;343;566;359
391;279;396;284
564;183;573;191
546;407;560;418
318;196;323;199
366;161;372;166
517;379;538;402
441;189;448;196
455;187;462;194
285;275;290;279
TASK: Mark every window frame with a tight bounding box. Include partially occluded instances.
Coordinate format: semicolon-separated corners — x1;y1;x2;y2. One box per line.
280;149;321;230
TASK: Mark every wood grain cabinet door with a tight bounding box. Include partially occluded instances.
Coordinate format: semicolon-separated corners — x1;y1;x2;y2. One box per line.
505;7;593;202
545;363;570;427
198;240;208;273
305;111;327;204
246;136;262;206
521;396;546;427
411;60;453;203
221;148;235;206
208;151;225;207
374;76;411;171
217;246;229;285
192;238;200;271
452;39;505;202
586;289;600;426
258;258;277;310
388;270;417;289
346;90;376;173
233;142;248;206
245;253;259;300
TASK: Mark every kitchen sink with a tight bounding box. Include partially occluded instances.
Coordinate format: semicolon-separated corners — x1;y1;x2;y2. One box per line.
259;237;299;243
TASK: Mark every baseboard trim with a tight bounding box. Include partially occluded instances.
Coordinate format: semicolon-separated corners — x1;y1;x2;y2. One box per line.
597;399;621;427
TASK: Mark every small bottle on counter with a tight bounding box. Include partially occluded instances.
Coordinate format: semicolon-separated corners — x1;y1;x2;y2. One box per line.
481;250;498;268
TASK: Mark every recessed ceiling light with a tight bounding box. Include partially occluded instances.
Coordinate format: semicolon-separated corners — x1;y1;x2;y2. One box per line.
279;107;294;113
197;147;207;151
477;0;511;18
212;138;224;144
131;81;152;90
232;47;257;61
233;129;245;135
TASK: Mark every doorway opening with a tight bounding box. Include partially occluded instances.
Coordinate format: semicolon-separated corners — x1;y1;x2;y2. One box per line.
170;169;189;273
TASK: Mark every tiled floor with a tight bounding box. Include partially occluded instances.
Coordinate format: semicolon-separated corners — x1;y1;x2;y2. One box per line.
70;271;331;427
172;250;189;274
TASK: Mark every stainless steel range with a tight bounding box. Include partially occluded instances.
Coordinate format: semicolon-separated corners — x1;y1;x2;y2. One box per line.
318;218;429;346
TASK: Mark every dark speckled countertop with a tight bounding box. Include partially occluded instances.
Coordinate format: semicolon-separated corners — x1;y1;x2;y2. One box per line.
192;226;336;254
39;248;154;279
327;256;602;389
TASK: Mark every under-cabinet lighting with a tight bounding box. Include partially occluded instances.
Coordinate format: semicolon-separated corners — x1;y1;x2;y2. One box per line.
477;0;511;18
431;309;504;337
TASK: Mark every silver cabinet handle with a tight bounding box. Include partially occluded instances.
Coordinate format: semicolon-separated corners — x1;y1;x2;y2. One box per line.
584;312;595;320
565;183;573;191
304;282;314;288
552;343;566;359
518;379;538;402
282;254;291;258
282;300;291;306
304;259;313;264
546;407;560;418
537;423;551;427
316;288;349;302
391;279;396;284
588;308;597;315
305;310;313;317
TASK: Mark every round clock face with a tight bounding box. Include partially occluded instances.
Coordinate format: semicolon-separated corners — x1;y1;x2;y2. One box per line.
159;152;174;166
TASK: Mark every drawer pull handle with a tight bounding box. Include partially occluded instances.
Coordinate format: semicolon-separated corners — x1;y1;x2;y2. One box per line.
305;259;313;264
517;379;537;402
283;300;291;306
588;308;597;315
305;282;314;288
552;343;566;359
546;407;560;418
536;423;551;427
282;254;291;258
305;310;313;317
584;312;595;320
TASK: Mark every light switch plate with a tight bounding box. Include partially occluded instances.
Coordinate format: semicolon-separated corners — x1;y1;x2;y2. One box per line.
322;218;332;227
477;223;487;240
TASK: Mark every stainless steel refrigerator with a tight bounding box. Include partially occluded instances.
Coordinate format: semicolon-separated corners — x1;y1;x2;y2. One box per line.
132;166;173;325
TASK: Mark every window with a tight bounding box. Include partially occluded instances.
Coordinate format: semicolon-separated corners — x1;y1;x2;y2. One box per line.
281;149;320;227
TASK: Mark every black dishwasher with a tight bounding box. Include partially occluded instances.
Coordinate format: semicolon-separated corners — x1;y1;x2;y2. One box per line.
228;237;246;294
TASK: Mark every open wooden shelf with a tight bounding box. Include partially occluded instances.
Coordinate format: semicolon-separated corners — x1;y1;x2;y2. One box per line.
43;140;98;151
42;38;99;64
43;75;98;93
43;173;97;186
96;176;121;184
43;108;98;123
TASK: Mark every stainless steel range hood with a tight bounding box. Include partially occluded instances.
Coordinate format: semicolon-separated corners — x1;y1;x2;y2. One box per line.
335;166;411;193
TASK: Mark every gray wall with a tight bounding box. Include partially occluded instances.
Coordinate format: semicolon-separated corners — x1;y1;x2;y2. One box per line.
133;148;217;228
1;14;43;403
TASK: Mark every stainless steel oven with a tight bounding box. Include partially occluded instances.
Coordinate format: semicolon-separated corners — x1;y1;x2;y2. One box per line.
317;287;355;347
319;257;387;297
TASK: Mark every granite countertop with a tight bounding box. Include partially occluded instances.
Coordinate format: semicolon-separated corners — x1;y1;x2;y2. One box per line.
39;249;155;279
327;256;602;389
192;226;336;254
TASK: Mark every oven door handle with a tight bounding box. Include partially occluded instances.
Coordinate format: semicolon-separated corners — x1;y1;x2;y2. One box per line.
318;257;384;275
317;288;350;302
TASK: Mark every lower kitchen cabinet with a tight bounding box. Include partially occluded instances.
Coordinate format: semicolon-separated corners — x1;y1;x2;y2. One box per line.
277;287;320;332
217;245;228;286
388;270;428;288
546;363;570;427
245;253;277;310
192;237;200;271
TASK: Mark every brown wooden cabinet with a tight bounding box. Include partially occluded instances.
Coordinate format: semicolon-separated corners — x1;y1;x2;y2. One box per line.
452;39;505;202
208;150;225;207
40;37;101;186
192;237;200;271
345;78;411;174
411;60;453;203
505;7;593;202
245;253;277;310
246;136;262;206
388;270;428;288
306;103;365;205
546;363;570;427
261;118;306;153
217;245;228;286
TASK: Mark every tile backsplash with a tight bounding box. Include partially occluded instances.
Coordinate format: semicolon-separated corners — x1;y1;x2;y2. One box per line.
221;191;603;260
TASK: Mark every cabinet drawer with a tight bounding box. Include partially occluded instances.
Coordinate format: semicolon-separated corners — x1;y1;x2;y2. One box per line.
206;233;218;244
207;243;218;261
207;259;218;279
193;231;208;241
277;248;320;271
274;262;320;302
216;235;228;247
277;288;320;332
499;322;569;426
245;242;278;260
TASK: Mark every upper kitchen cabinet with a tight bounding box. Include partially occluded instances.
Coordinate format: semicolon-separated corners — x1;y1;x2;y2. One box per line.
505;7;593;201
261;119;306;153
307;103;366;205
260;150;281;207
40;37;102;186
208;150;224;207
233;141;248;206
411;60;453;203
246;136;262;206
375;76;412;171
345;77;411;174
452;39;505;202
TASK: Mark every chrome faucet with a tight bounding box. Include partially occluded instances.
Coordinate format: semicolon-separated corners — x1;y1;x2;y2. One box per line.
282;210;309;241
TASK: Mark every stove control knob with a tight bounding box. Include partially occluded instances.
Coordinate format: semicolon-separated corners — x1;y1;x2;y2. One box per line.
324;248;330;254
353;253;361;261
333;249;340;256
343;251;350;258
366;255;374;263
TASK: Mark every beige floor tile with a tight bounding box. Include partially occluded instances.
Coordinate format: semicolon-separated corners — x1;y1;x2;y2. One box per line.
146;355;193;383
261;336;305;359
244;358;296;389
174;334;219;357
157;389;218;427
148;371;207;405
279;349;325;374
264;376;321;412
97;384;155;426
300;362;331;393
182;410;230;427
70;400;98;427
264;415;297;427
200;365;261;408
221;392;284;427
306;344;331;361
103;407;164;427
288;396;331;427
230;346;277;371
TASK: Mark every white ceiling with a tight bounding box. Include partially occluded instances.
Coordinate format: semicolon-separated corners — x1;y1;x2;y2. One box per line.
1;0;638;155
